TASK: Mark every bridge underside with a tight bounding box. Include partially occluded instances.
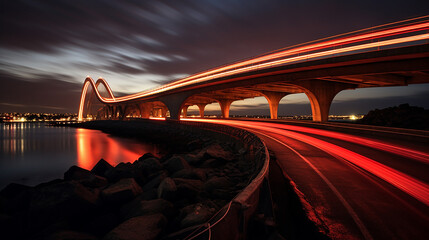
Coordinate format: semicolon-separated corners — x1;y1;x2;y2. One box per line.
84;69;428;122
80;45;429;122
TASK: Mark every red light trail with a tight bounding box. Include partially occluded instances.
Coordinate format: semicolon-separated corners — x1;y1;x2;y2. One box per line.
183;118;429;207
78;17;429;121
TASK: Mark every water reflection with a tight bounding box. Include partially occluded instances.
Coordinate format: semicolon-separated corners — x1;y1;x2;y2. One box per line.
0;123;160;189
76;128;159;169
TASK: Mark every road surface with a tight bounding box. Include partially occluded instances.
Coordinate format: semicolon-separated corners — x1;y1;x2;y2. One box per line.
184;118;429;240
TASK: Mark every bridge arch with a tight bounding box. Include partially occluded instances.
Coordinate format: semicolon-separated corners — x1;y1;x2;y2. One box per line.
78;77;116;121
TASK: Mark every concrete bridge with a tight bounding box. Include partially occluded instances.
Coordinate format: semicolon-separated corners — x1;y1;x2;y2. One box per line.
78;17;429;122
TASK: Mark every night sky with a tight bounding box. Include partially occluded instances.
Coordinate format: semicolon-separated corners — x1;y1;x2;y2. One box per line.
1;0;429;115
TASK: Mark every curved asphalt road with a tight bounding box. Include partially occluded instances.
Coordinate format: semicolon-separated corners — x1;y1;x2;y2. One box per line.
184;118;429;240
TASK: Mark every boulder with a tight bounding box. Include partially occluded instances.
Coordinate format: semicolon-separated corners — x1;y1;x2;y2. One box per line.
64;165;108;188
186;139;203;151
163;156;191;174
171;168;207;181
138;152;156;161
174;178;204;200
64;166;91;180
180;203;215;228
142;171;168;192
0;182;31;198
28;181;99;231
101;178;142;205
120;199;174;221
134;157;163;178
91;159;113;177
181;153;202;166
86;212;120;236
139;188;157;201
204;177;235;199
204;144;234;161
104;163;145;185
200;158;225;168
103;214;167;240
157;178;177;200
35;179;64;188
0;213;26;239
0;183;32;214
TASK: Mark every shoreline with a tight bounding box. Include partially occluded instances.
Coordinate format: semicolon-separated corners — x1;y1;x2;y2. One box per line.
1;120;265;239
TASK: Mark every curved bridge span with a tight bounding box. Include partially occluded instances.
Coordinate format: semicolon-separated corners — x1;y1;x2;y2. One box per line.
79;16;429;122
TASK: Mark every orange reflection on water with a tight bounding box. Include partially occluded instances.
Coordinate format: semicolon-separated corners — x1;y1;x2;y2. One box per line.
76;128;159;170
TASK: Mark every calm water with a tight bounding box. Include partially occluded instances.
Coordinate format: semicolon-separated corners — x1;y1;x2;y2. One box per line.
0;122;160;189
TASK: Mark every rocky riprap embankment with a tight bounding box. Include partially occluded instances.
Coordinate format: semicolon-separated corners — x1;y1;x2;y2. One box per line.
0;139;256;240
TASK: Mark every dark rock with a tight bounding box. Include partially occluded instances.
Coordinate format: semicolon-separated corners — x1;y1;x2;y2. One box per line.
181;153;202;166
186;139;203;151
0;183;32;214
120;199;174;221
87;212;120;237
138;152;156;161
142;171;168;192
48;230;98;240
101;178;142;205
105;163;145;185
174;178;204;200
171;168;207;181
64;165;92;180
29;181;99;231
103;214;167;240
88;175;108;188
180;203;215;228
211;188;236;199
64;165;108;188
159;153;173;163
0;182;31;198
139;189;157;201
35;178;64;188
204;144;234;161
157;178;177;200
163;156;191;174
204;177;233;193
91;159;113;177
200;158;225;168
0;213;25;239
134;157;163;178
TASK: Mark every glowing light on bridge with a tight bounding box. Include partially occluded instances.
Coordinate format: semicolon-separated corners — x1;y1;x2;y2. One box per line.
78;16;429;121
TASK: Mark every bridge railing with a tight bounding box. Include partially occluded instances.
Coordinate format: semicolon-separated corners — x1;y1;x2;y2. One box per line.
190;15;429;75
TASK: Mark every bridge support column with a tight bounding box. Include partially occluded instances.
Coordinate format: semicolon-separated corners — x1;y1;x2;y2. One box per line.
139;103;152;118
159;93;190;120
182;105;189;118
218;99;234;118
299;80;354;122
260;91;288;119
161;107;168;118
197;104;207;118
119;105;127;120
107;106;113;119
